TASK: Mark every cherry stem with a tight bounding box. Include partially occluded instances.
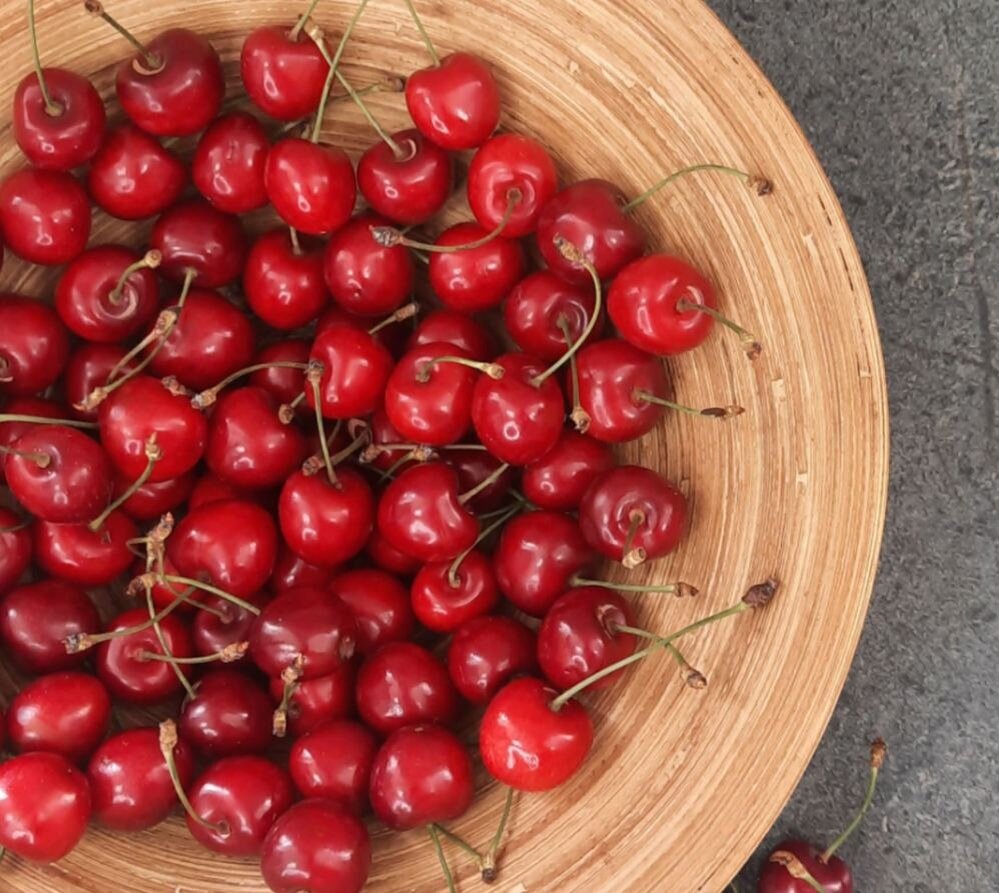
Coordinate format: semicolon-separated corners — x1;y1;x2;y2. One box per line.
279;391;307;423
820;738;887;862
415;356;504;383
368;301;418;335
557;316;587;432
432;825;485;863
192;361;311;409
666;643;708;689
308;0;372;143
159;720;228;835
569;576;698;597
621;509;645;569
0;443;51;468
376;450;420;483
374;190;521;252
401;0;439;64
272;659;303;738
482;786;515;882
622;163;771;212
675;299;762;359
634;388;744;420
85;1;163;72
768;852;827;893
144;580;196;699
139;642;248;665
27;0;60;116
458;462;511;506
365;442;486;460
448;504;520;587
289;0;323;40
0;414;96;430
334;67;405;157
427;825;457;893
151;575;262;616
307;364;338;486
89;436;160;532
108;250;161;306
66;590;186;653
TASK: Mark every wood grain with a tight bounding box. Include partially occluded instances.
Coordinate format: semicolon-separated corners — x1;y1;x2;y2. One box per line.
0;0;889;891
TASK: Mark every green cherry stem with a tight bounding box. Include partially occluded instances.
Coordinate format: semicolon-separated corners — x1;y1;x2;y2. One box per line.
64;589;186;653
0;414;96;430
89;436;160;532
28;0;60;115
622;163;772;213
633;388;744;420
306;362;338;486
368;301;418;335
428;825;457;893
569;576;699;597
136;574;262;616
416;355;504;383
482;786;515;882
0;443;51;467
308;0;372;143
84;0;163;73
145;580;196;700
191;361;311;409
676;299;762;359
401;0;439;65
447;504;520;586
139;642;248;665
820;738;887;862
159;720;228;835
108;250;161;305
289;0;323;40
458;462;511;506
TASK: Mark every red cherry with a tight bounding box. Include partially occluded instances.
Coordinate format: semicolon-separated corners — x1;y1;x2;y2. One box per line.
261;799;371;893
88;727;195;831
192;112;269;214
0;751;91;862
87;124;186;220
268;662;355;738
192;589;270;659
0;168;90;265
315;304;408;356
279;467;374;568
0;398;64;478
758;841;853;893
151;199;248;289
369;724;473;829
240;24;329;121
522;430;614;511
33;510;136;586
493;510;593;617
411;550;499;633
114;28;224;136
112;468;195;521
364;408;418;474
0;295;69;397
366;527;421;577
7;671;111;763
65;343;128;422
186;755;293;856
245;229;329;331
250;339;311;405
471;352;564;466
289;720;379;814
330;568;414;656
428;222;526;312
324;213;414;317
406;53;500;150
535;179;645;284
407;308;497;361
179;668;273;759
307;323;393;419
271;544;335;593
0;579;99;674
504;270;600;360
447;614;537;705
0;507;32;593
358;128;452;225
188;472;254;510
578;465;688;565
356;642;458;735
265;138;356;236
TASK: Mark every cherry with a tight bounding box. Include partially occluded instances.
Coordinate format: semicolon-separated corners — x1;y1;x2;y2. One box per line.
87;124;186;220
412;550;499;633
471;352;565;466
192;589;270;658
1;398;65;481
112;467;195;521
316;304;409;356
447;614;537;705
268;662;355;737
0;507;32;593
356;641;458;734
279;466;374;567
448;447;518;513
0;751;91;862
307;324;393;419
504;270;601;361
408;308;497;361
0;579;100;674
289;720;379;813
0;167;90;265
369;724;474;829
366;527;421;577
427;222;526;312
88;727;195;831
330;568;414;655
179;668;273;759
261;799;371;893
250;340;312;406
6;671;111;764
63;343;130;421
265;137;357;236
245;229;329;331
151;199;249;288
193;112;269;214
271;544;334;593
188;472;254;510
579;465;688;566
358;128;452;225
33;509;137;586
522;430;614;511
0;295;69;397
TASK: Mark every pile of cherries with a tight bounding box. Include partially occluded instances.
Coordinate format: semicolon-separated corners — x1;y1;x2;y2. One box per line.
0;0;852;891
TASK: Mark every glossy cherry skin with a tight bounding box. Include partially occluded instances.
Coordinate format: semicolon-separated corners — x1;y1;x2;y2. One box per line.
0;397;64;483
758;840;853;893
96;608;194;705
494;510;593;617
240;25;329;121
269;662;355;738
471;352;564;466
193;112;269;214
324;213;414;317
356;642;458;735
428;222;526;312
357;128;452;225
411;551;499;633
0;752;91;862
290;721;379;813
265;138;356;236
13;69;105;170
250;339;311;405
0;168;90;265
151;199;248;288
307;323;393;419
369;724;473;830
330;568;414;656
245;229;328;330
406;53;500;150
536;178;645;284
179;669;273;759
187;756;294;856
55;245;159;344
377;462;478;562
522;430;615;511
279;467;375;568
5;425;113;523
7;671;111;764
192;589;270;658
579;465;688;562
32;510;136;586
0;506;31;593
447;615;537;705
366;528;421;577
408;308;497;361
504;270;600;360
447;446;518;513
88;727;195;831
116;28;224;137
0;296;69;397
88;124;186;220
0;579;99;674
113;468;195;521
271;544;334;594
261;799;371;893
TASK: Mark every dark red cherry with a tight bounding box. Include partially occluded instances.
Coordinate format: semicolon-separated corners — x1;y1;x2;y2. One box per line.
188;472;255;510
307;323;393;419
245;229;329;331
192;589;270;659
522;430;614;511
265;138;356;236
428;222;526;312
270;544;334;594
112;468;195;521
447;614;537;705
179;669;273;759
504;270;600;361
407;308;497;361
330;568;414;656
0;295;69;396
240;24;329;121
250;339;311;406
33;510;136;586
0;507;32;594
406;53;500;150
289;720;378;814
1;398;64;480
358;128;452;225
758;841;853;893
366;528;421;578
268;662;355;738
151;199;248;289
411;550;499;633
447;446;518;514
0;168;90;265
192;111;269;214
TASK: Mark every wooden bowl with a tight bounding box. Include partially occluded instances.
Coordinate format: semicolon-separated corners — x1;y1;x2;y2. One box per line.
0;0;888;890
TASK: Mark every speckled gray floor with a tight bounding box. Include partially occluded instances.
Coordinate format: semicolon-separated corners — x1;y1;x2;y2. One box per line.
701;0;999;889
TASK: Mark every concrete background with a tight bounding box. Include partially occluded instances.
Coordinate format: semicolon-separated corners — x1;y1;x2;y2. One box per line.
702;1;999;889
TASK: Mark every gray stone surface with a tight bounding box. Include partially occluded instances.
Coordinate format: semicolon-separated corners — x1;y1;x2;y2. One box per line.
702;0;999;888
